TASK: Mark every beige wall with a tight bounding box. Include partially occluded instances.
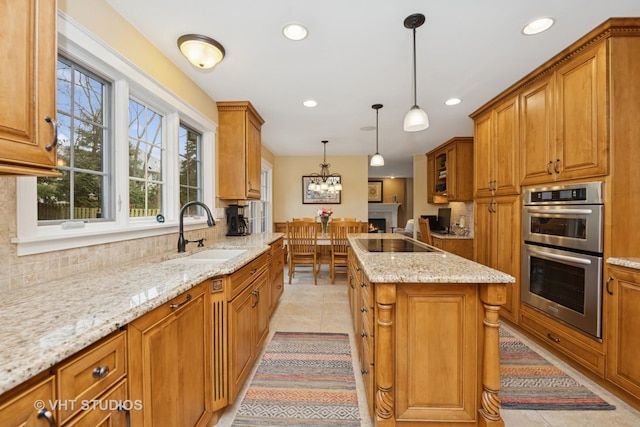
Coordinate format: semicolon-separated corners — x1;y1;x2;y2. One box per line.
413;153;438;220
0;1;225;292
273;155;369;223
59;0;218;123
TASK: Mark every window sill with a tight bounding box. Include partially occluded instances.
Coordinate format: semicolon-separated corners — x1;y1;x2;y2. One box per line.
11;219;212;256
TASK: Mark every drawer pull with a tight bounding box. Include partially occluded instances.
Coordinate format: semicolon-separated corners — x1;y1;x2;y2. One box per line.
92;365;110;379
250;268;258;274
169;293;192;309
361;368;368;375
360;282;367;288
360;307;368;313
37;408;58;427
546;333;561;343
360;331;368;338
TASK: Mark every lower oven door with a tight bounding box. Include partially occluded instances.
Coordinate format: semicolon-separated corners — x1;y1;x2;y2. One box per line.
521;243;602;339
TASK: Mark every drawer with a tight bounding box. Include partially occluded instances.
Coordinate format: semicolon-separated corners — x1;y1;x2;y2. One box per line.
520;309;604;376
64;379;129;427
228;253;268;301
360;292;373;330
56;330;127;424
0;374;55;426
270;238;284;253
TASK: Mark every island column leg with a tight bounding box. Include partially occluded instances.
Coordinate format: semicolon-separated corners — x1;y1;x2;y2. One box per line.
375;283;396;426
479;283;506;427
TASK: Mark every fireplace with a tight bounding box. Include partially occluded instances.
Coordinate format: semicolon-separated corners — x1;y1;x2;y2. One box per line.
367;203;400;233
368;218;386;233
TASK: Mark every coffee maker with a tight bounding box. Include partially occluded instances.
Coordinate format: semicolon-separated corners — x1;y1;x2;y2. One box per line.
226;204;249;236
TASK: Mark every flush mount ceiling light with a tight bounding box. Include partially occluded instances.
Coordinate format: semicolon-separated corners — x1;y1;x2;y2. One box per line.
403;13;430;132
307;140;342;193
370;104;385;167
177;34;225;69
522;17;555;35
283;23;308;41
445;97;462;106
303;99;318;107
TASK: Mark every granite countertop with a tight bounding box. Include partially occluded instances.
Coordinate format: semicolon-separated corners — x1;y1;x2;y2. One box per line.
430;231;473;240
0;233;283;396
348;233;514;284
607;257;640;271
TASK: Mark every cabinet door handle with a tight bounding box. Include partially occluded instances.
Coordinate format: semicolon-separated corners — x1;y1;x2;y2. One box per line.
37;408;58;427
44;116;58;152
251;290;259;308
554;159;561;174
117;404;132;427
546;161;553;175
606;276;614;295
169;293;192;309
92;365;110;379
546;333;561;343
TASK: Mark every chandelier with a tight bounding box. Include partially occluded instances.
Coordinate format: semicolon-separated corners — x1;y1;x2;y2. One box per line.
307;140;343;193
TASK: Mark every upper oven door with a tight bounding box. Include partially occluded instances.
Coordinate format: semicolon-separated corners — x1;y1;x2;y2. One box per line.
522;204;603;253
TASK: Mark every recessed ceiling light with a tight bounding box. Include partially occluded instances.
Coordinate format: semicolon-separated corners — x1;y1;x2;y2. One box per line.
303;99;317;107
445;98;462;106
283;23;308;41
522;17;555;35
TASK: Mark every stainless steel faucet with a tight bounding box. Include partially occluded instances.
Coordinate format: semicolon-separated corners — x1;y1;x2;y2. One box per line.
178;201;216;252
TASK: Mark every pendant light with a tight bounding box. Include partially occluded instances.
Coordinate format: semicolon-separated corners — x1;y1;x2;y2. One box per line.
403;13;430;132
370;104;385;167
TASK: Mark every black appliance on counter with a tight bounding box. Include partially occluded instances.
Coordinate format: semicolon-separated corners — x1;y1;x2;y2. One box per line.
226;204;249;236
421;208;451;233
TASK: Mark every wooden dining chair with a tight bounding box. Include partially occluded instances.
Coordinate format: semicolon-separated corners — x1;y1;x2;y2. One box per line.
286;220;321;285
329;220;361;284
331;217;356;222
418;218;434;246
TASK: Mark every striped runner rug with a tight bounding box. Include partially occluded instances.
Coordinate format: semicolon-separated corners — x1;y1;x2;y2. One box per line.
500;328;615;410
232;332;360;426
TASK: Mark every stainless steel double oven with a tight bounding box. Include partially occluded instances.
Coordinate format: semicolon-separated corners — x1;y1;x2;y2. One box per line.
521;181;604;339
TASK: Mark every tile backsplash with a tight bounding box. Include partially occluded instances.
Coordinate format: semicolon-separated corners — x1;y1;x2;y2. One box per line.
0;177;225;293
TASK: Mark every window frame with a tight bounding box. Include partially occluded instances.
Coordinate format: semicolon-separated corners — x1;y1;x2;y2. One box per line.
13;13;217;256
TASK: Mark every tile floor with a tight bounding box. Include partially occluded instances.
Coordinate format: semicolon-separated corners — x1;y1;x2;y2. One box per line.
216;265;640;427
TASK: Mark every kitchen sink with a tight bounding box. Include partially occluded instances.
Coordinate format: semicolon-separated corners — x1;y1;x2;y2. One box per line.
164;249;248;264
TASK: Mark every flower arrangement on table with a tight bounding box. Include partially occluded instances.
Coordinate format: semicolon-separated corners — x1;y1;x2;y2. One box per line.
317;207;333;235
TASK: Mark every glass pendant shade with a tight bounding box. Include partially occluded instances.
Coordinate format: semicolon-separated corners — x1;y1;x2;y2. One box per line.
403;106;430;132
370;153;385;166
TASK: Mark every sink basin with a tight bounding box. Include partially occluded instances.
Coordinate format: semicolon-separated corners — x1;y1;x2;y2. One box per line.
164;249;248;264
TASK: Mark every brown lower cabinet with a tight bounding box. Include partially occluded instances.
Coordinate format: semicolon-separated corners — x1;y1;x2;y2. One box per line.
430;236;473;260
128;281;209;427
605;266;640;401
0;374;56;426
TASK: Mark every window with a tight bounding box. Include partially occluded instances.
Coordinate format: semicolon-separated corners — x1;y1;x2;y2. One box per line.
14;14;217;256
37;58;112;223
247;160;272;234
178;124;203;216
128;99;164;218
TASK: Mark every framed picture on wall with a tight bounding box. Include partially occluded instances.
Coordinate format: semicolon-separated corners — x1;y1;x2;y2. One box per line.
368;180;383;202
302;176;342;204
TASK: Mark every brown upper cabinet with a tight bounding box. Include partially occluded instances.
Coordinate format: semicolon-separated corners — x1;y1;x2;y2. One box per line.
425;137;473;203
520;41;608;185
473;95;520;198
0;0;59;176
217;101;264;200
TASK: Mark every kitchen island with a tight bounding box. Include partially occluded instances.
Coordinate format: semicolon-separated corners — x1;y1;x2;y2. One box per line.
348;233;514;427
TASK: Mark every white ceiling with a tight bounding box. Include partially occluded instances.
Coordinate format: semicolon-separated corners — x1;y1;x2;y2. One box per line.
106;0;640;178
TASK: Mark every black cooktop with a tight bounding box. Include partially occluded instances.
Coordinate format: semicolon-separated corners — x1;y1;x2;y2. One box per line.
356;238;438;253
